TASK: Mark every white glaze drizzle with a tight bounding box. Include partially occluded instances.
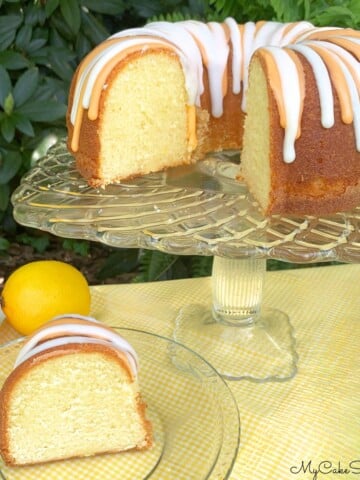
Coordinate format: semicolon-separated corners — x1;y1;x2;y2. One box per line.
337;55;360;151
262;46;302;163
254;21;286;49
306;39;360;149
279;21;315;45
70;36;175;125
180;20;229;117
309;39;360;90
295;26;342;42
335;35;360;46
289;43;335;128
14;315;139;377
224;17;241;95
145;22;204;106
69;18;360;162
291;37;360;136
240;21;256;111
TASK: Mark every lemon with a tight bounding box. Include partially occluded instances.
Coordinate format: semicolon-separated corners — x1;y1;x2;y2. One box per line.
1;260;91;335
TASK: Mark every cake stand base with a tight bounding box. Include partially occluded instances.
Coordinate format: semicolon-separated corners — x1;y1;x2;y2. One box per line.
174;304;297;382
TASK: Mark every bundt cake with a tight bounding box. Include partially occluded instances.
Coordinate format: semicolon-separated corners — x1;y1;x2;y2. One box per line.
0;315;152;466
66;18;360;215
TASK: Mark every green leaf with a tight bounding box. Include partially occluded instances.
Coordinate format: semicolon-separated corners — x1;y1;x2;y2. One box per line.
16;232;50;253
12;113;35;137
27;38;48;53
312;6;355;27
0;66;12;108
49;26;68;48
49;12;74;40
190;256;213;277
0;150;22;184
60;0;81;35
62;238;90;256
209;0;274;21
0;236;10;251
30;77;66;103
350;0;360;18
131;0;163;18
17;100;67;122
0;116;15;143
80;9;109;44
0;14;22;50
4;92;14;115
75;32;92;59
303;0;311;21
0;183;10;211
270;0;302;22
23;3;47;26
81;0;126;15
97;249;139;280
28;46;49;66
13;67;39;107
135;250;178;282
46;46;76;81
0;50;29;70
45;0;60;17
15;24;32;50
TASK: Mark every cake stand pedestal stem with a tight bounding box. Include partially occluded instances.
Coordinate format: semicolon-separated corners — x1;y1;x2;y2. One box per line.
212;256;265;326
174;256;298;381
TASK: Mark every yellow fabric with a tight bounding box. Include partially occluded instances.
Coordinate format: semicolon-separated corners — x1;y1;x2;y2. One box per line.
1;264;359;479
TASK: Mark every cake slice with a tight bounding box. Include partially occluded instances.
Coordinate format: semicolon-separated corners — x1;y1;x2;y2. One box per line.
0;315;152;466
240;47;360;215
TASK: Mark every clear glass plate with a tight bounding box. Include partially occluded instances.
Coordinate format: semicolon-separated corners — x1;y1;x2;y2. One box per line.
11;140;360;263
0;328;240;480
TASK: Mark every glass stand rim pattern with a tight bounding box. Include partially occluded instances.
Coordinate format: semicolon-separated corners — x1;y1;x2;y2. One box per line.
11;139;360;264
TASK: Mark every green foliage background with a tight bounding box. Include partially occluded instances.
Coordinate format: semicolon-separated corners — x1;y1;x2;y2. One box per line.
0;0;356;281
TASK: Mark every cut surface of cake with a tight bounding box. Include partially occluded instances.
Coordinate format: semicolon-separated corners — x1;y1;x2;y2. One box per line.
0;315;152;466
66;18;360;215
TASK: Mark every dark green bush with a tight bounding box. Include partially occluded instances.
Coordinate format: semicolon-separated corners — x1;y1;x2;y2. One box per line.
0;0;109;232
0;0;355;280
0;0;214;280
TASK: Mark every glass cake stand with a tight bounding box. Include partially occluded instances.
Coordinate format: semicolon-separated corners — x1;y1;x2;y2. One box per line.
11;141;360;381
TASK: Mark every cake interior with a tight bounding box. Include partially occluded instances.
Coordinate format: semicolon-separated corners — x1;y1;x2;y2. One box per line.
241;55;272;212
5;351;148;465
98;50;190;181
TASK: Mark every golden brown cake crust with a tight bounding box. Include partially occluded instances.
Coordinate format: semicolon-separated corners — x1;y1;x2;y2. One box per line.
258;51;360;215
67;47;193;186
0;343;153;466
195;42;244;157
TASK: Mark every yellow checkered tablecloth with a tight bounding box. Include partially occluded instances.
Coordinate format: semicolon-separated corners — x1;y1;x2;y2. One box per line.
1;264;359;479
